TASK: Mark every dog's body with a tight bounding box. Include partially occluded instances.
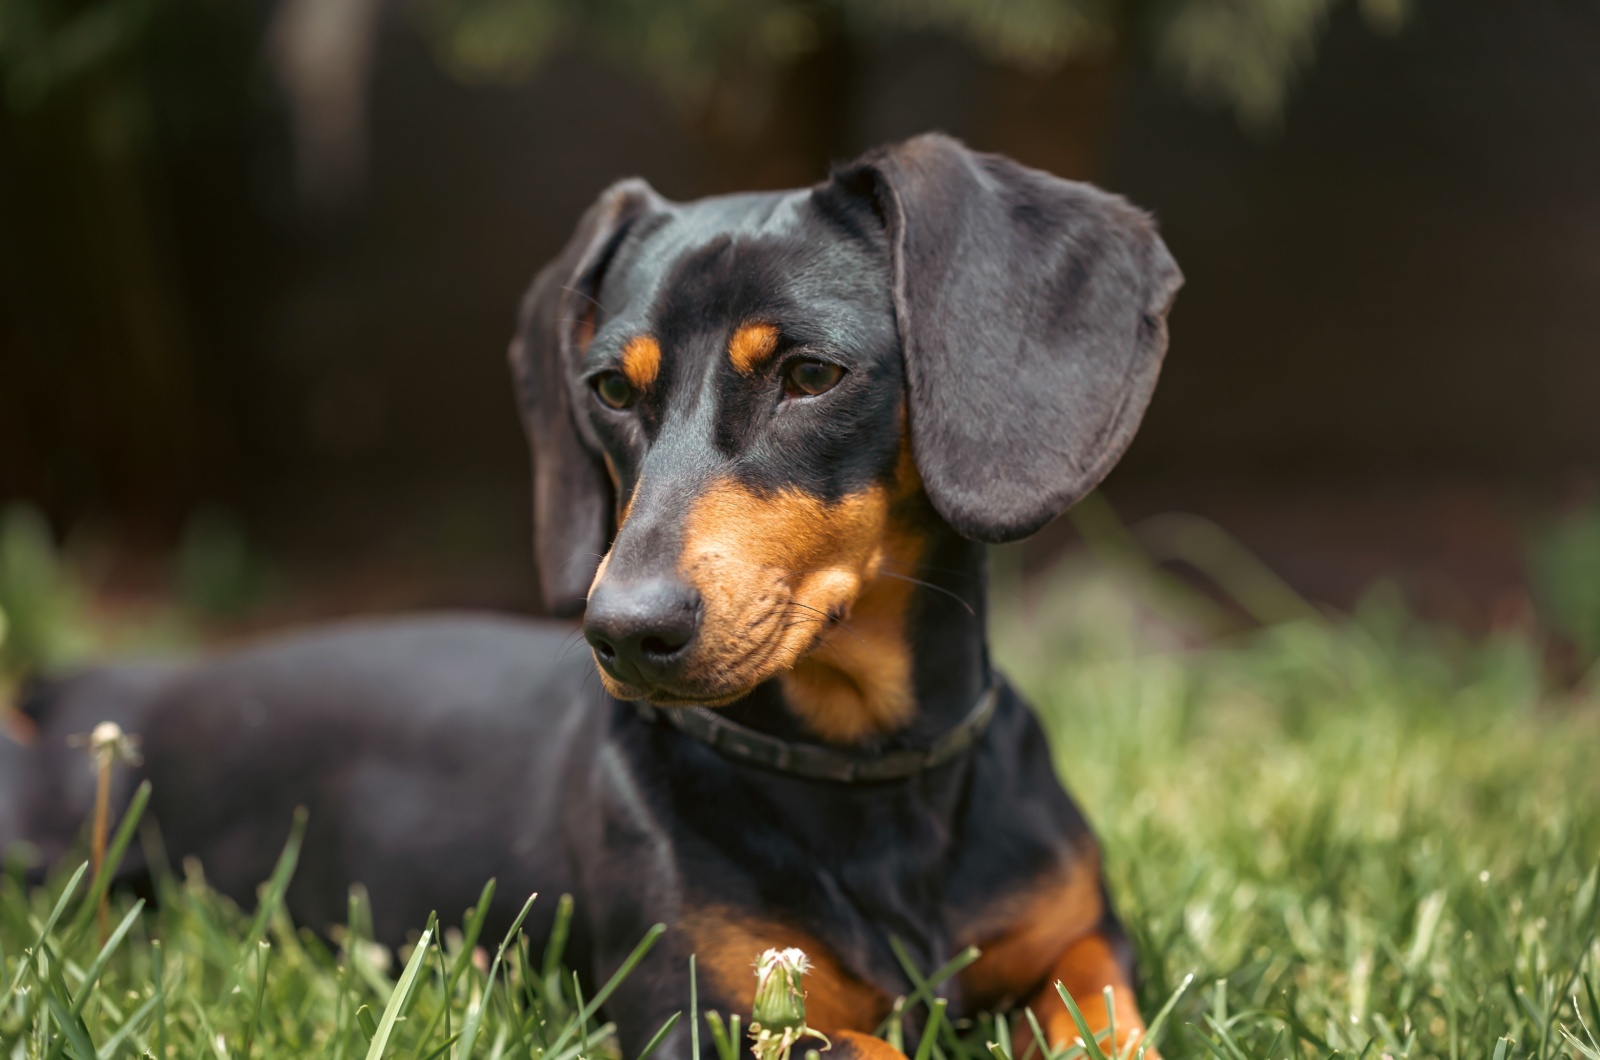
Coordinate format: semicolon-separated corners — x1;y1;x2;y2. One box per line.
2;134;1179;1059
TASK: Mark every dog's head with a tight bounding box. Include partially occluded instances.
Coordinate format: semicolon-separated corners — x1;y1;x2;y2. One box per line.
510;134;1181;734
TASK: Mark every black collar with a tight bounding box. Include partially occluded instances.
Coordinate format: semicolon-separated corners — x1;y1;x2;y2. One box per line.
632;681;1000;784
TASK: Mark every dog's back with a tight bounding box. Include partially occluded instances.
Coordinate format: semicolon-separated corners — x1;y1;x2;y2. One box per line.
3;613;603;943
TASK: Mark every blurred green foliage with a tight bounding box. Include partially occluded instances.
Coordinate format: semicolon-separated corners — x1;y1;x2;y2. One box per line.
0;504;267;690
415;0;1414;130
1;0;1410;134
174;507;270;621
0;506;94;681
0;0;153;115
1530;502;1600;666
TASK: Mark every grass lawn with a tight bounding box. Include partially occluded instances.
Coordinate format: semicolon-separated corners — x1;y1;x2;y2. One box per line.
3;543;1599;1058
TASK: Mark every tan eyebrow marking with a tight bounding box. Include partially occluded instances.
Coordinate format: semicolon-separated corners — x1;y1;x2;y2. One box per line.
728;323;780;375
620;335;661;389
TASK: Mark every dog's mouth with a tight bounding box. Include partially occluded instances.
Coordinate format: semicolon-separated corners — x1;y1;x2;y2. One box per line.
590;602;838;709
594;672;766;710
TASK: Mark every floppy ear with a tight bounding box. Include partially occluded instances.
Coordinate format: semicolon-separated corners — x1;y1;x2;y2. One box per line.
509;178;661;616
837;133;1183;542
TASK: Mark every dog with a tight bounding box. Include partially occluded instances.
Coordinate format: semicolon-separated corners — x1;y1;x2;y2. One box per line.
1;133;1180;1060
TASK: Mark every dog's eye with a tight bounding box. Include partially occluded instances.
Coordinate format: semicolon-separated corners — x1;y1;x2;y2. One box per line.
594;371;637;410
784;360;844;398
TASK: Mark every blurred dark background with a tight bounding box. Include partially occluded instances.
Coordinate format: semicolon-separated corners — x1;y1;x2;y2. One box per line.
3;0;1599;642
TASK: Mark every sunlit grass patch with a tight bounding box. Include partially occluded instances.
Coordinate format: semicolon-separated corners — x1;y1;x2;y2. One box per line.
995;556;1600;1058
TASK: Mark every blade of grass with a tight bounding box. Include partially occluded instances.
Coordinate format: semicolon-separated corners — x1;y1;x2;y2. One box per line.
243;940;272;1060
886;996;906;1053
889;936;981;1017
1134;972;1193;1060
39;940;96;1060
448;878;496;994
456;891;538;1060
543;893;575;988
191;997;230;1060
1;861;88;1012
636;1010;682;1060
93;989;162;1060
69;899;145;1016
364;925;432;1060
238;809;308;956
1023;1006;1056;1060
419;1033;463;1060
1102;988;1116;1060
706;1010;735;1060
915;999;949;1060
152;937;167;1060
546;923;666;1058
65;781;150;947
44;990;98;1060
1054;981;1110;1060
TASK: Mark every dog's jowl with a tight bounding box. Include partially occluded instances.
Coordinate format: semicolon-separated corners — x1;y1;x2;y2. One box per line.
3;134;1180;1060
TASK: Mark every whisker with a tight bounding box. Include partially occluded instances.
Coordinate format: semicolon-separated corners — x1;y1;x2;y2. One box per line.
560;283;604;312
558;632;594;665
768;610;829;639
885;559;985;582
778;564;978;618
772;604;868;649
874;570;977;617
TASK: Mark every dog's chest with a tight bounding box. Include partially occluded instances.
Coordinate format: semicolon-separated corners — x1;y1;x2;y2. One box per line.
643;737;962;1003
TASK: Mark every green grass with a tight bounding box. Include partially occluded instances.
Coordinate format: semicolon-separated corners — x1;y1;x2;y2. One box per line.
0;824;671;1060
4;542;1600;1058
993;555;1600;1059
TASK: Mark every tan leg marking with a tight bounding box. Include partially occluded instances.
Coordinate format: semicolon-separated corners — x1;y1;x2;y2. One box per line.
831;1030;910;1060
961;850;1105;1009
1016;934;1150;1059
960;848;1152;1054
680;907;891;1035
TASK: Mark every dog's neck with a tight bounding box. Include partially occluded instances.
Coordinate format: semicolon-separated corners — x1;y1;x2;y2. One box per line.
723;513;991;749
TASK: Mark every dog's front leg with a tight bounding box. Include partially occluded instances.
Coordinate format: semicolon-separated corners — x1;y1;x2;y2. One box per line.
1011;923;1149;1060
828;1030;912;1060
615;906;907;1060
595;944;908;1060
960;852;1153;1060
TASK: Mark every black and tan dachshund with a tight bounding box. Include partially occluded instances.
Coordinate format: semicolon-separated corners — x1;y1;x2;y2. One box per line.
1;134;1180;1059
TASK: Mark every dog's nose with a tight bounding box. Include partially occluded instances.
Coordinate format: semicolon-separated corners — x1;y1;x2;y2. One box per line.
585;578;701;684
